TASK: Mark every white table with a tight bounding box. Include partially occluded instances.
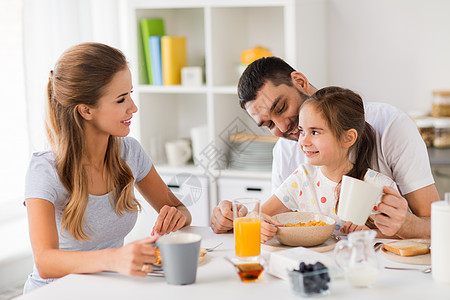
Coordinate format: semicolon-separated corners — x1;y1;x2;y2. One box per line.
14;226;450;300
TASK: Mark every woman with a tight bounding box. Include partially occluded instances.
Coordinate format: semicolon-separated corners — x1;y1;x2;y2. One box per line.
23;42;191;293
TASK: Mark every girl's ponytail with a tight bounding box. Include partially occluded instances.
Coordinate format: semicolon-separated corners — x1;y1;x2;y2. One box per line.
347;121;376;180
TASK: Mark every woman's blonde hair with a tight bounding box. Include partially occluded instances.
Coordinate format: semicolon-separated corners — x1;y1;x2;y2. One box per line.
46;42;140;241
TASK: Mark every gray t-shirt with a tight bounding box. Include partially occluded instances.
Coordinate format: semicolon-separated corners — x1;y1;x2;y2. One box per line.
23;136;152;293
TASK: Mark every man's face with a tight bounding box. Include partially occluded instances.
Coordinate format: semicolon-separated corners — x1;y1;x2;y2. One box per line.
245;80;311;140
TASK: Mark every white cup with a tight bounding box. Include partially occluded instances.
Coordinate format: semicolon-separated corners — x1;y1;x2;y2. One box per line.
165;139;192;166
431;199;450;284
337;175;383;226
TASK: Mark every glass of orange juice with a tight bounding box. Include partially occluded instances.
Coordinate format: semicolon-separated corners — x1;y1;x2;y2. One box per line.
232;198;261;258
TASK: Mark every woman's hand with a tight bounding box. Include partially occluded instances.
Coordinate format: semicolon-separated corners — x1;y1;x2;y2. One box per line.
340;221;370;234
112;236;158;277
260;214;283;243
152;205;187;235
373;186;408;236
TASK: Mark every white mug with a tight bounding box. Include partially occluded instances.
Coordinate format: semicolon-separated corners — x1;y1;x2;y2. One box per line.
165;139;192;166
337;175;383;226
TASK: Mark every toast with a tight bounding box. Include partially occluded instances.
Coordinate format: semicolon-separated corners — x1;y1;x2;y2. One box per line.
383;240;429;257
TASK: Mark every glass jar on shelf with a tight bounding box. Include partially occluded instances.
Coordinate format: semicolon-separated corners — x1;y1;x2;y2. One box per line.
415;117;435;147
432;90;450;118
434;118;450;148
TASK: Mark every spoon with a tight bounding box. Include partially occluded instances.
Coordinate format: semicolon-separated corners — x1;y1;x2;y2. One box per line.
373;242;384;252
205;241;223;252
384;266;432;273
262;218;284;228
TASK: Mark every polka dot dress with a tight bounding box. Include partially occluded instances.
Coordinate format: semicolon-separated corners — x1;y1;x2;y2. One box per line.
274;165;398;236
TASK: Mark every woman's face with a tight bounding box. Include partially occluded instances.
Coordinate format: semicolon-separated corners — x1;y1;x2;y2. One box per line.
88;68;137;138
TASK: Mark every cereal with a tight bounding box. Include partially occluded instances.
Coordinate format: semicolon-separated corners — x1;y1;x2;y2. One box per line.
286;220;328;227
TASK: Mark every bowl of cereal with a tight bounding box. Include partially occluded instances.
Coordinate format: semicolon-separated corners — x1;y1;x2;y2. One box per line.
273;212;335;247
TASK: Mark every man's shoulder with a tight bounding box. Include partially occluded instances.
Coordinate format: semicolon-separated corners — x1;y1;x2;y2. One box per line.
364;101;404;122
364;101;410;133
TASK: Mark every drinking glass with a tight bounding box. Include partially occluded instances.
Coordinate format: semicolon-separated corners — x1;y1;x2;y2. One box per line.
232;198;261;258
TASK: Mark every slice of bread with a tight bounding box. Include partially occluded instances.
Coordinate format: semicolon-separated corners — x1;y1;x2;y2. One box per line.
383;240;430;257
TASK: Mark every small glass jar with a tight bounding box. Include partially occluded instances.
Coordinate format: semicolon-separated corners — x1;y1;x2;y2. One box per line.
415;117;435;147
288;266;331;297
432;90;450;118
434;118;450;148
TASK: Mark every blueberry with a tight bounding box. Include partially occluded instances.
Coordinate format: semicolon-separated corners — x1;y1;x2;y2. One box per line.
299;262;307;273
313;262;326;271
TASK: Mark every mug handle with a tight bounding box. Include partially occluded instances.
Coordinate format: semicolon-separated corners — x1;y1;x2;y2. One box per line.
371;192;386;215
181;145;192;163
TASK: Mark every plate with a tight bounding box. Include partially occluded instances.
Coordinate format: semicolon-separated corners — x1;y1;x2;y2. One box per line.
381;239;431;265
262;235;341;253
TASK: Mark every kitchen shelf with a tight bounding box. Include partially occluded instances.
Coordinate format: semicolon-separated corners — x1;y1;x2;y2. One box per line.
121;0;328;222
137;85;208;94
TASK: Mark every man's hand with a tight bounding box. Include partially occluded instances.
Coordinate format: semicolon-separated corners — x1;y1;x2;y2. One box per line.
373;186;408;237
210;200;234;233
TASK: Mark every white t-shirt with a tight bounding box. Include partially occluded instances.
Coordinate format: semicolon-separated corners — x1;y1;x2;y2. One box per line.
272;102;434;196
274;165;397;235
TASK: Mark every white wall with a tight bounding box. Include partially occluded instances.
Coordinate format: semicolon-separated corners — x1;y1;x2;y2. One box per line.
327;0;450;113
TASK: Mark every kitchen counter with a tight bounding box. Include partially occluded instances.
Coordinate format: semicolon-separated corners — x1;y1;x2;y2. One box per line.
14;226;450;300
428;147;450;166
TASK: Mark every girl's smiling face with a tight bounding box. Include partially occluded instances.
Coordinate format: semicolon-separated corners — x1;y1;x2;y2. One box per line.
297;103;349;168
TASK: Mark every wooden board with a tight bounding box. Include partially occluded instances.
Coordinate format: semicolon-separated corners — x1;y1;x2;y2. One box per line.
381;239;431;265
262;235;341;253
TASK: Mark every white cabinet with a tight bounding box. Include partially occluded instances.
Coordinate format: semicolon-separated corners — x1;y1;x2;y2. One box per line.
217;177;272;204
120;0;327;223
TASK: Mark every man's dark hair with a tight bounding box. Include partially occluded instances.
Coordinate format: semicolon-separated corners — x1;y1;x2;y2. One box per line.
237;56;295;109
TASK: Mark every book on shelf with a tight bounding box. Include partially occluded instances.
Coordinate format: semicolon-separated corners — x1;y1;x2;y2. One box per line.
139;18;165;85
149;36;163;86
161;36;187;85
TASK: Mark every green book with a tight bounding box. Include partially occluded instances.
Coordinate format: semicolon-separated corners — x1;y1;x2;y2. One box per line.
140;18;165;85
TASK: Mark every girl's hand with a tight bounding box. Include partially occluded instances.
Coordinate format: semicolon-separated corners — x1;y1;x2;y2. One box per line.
373;186;408;236
152;205;186;235
112;236;158;277
260;214;283;243
340;221;370;234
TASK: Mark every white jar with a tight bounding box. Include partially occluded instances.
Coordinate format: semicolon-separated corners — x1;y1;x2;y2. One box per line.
432;90;450;118
434;118;450;148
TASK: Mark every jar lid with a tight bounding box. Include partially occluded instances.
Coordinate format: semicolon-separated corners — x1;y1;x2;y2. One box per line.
434;117;450;128
415;117;435;128
432;90;450;96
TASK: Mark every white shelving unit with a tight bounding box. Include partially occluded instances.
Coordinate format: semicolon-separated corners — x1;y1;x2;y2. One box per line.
120;0;328;227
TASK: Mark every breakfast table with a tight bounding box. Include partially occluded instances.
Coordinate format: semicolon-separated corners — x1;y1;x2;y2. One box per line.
14;226;450;300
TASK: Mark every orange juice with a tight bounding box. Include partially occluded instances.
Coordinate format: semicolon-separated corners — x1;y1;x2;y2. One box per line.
234;217;261;257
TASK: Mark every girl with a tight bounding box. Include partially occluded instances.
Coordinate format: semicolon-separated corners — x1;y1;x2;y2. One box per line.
23;43;191;293
260;86;397;242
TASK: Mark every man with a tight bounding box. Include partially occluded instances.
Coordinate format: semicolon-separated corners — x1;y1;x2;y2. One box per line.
210;56;439;239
